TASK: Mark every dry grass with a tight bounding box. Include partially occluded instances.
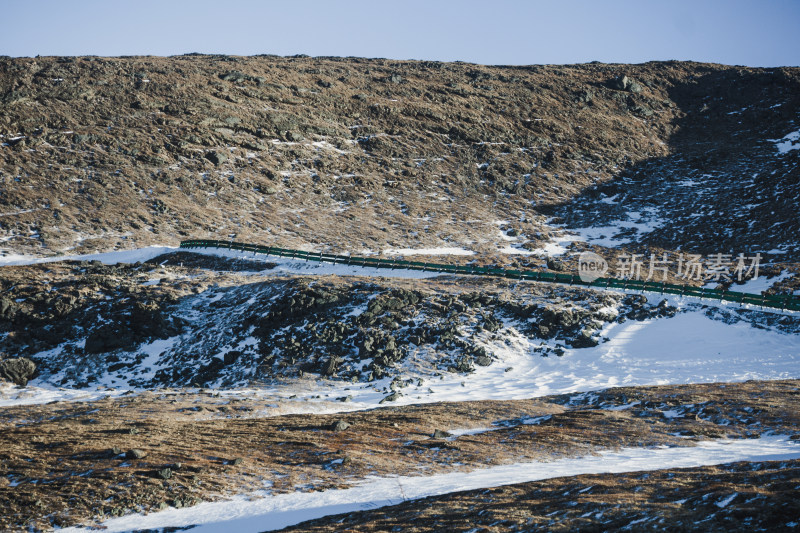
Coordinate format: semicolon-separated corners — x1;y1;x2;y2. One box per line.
1;379;798;530
280;460;800;532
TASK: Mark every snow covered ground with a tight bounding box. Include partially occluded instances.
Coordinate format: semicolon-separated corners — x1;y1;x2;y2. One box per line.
769;129;800;154
499;245;537;255
3;303;798;411
383;247;475;256
1;246;797;409
536;209;665;254
0;244;447;280
272;304;799;414
0;382;130;407
194;246;448;279
2;245;799;530
60;435;800;533
0;246;178;267
732;269;793;294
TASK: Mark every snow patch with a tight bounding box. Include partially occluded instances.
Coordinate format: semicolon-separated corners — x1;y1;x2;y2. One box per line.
535;209;664;254
6;304;800;409
499;245;536;256
190;247;445;280
733;270;792;295
383;247;475;256
445;427;500;439
0;382;130;407
61;435;800;533
769;130;800;154
0;246;177;266
716;492;738;508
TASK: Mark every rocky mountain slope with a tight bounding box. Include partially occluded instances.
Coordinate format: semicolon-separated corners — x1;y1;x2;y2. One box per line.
1;56;799;268
2;54;800;532
0;252;680;390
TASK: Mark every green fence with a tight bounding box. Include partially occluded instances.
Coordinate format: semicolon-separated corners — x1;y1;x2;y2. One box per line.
179;239;800;312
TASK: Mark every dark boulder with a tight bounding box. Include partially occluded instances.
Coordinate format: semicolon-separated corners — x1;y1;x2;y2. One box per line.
321;356;339;376
571;330;599;348
223;350;242;365
454;355;474;373
0;357;36;386
474;354;492;366
126;449;147;459
330;420;351;432
194;358;225;385
0;297;19;320
546;257;566;271
85;324;136;354
609;74;643;93
379;391;401;404
205;150;228;165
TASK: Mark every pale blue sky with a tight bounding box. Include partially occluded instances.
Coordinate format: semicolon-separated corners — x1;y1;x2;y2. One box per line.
1;0;798;66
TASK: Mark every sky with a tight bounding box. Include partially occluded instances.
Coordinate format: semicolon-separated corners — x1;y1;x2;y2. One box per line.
1;0;798;66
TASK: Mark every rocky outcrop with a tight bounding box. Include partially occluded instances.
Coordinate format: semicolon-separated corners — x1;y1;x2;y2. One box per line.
0;357;36;386
0;256;700;390
609;74;643;93
85;301;182;354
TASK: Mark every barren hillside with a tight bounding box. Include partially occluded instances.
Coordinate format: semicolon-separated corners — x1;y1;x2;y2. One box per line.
2;56;798;266
2;55;800;533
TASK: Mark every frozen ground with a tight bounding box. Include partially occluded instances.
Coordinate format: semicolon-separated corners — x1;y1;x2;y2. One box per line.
271;307;800;414
537;209;665;255
0;382;130;407
59;435;800;533
1;246;798;410
200;247;445;279
3;303;798;412
1;246;799;531
0;246;178;266
0;244;446;279
769;129;800;154
733;269;793;294
383;247;475;256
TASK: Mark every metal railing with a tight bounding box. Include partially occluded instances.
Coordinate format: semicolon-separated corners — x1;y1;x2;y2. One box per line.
179;239;800;312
